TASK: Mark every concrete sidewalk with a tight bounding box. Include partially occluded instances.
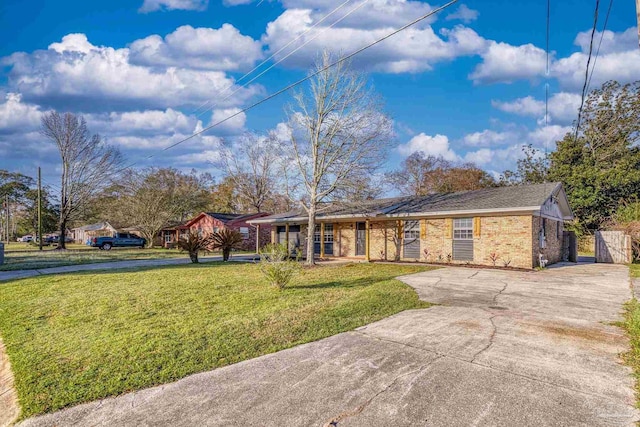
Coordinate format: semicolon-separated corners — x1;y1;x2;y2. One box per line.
17;262;639;426
0;254;258;282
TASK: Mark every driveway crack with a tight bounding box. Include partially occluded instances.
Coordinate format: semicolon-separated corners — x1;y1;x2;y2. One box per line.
322;357;443;426
491;281;509;305
471;314;498;363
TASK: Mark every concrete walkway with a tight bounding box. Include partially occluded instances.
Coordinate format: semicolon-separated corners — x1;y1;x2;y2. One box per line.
0;255;258;282
18;262;639;426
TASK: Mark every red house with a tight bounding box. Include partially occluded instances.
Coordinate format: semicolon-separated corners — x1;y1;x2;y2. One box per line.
162;212;272;252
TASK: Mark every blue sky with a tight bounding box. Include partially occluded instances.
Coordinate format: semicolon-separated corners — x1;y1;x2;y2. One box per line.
0;0;638;190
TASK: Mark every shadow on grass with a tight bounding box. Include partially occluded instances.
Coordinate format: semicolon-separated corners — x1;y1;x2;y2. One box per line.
293;276;394;290
1;260;256;283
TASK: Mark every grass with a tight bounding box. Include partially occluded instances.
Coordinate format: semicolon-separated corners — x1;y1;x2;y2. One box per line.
0;262;432;418
619;264;640;407
0;248;188;271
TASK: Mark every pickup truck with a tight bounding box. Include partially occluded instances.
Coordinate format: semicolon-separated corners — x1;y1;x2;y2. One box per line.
91;233;146;250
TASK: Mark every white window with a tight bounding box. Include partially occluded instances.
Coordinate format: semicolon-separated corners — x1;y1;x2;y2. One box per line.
324;224;334;243
240;227;249;240
453;218;473;240
164;233;172;243
314;225;321;243
403;221;420;240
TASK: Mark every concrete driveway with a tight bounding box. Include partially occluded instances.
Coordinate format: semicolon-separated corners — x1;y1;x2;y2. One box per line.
19;262;639;426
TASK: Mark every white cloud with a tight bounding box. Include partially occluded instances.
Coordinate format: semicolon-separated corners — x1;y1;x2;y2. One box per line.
263;9;485;73
492;92;581;124
139;0;208;13
470;41;547;84
2;33;262;111
208;108;247;135
462;129;516;147
446;4;479;23
396;133;460;161
0;93;44;133
129;24;263;71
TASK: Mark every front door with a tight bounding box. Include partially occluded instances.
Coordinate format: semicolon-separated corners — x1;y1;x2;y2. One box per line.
355;222;366;256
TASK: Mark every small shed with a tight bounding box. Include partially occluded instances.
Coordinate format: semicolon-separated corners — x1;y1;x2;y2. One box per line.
71;222;117;244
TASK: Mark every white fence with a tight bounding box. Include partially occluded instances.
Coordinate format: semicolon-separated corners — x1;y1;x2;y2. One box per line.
595;231;632;264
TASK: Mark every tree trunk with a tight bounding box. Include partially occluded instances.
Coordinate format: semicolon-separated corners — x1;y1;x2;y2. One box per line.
189;251;199;263
223;248;231;261
305;203;316;265
58;219;67;250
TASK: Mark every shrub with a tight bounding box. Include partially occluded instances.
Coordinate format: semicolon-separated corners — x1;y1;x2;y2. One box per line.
177;231;212;263
259;243;301;290
489;252;499;266
211;229;244;261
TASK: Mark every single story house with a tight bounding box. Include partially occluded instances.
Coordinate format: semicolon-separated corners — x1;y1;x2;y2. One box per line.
71;222;117;244
248;183;574;269
162;212;273;251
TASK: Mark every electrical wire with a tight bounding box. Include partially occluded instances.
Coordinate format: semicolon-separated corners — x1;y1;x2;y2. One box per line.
574;0;600;141
117;0;460;172
190;0;356;116
193;0;373;121
586;0;613;94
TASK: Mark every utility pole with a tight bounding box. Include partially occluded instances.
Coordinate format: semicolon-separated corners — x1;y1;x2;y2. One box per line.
38;167;43;251
4;195;9;244
637;0;640;48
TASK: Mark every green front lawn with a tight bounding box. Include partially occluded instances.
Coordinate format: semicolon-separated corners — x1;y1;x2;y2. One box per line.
631;264;640;278
0;262;431;418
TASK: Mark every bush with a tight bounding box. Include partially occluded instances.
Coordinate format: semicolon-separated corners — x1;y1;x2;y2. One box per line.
259;243;301;290
177;231;212;263
210;229;244;261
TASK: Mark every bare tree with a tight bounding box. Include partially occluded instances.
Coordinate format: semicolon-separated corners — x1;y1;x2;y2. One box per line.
221;132;281;213
284;51;393;265
387;152;495;195
112;168;212;248
41;112;121;249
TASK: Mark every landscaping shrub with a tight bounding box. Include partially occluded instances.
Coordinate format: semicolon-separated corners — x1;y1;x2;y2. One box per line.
210;229;244;261
259;243;301;290
177;231;212;263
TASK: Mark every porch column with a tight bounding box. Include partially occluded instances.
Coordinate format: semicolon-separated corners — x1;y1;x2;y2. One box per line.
285;223;289;249
320;222;325;258
271;227;276;244
255;224;260;254
365;219;370;262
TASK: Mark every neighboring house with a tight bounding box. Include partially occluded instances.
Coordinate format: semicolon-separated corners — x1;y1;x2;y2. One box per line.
159;221;190;248
249;183;574;269
162;212;272;251
71;222;117;244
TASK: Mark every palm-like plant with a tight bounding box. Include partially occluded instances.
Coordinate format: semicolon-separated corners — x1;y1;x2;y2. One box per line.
177;231;212;263
211;228;244;261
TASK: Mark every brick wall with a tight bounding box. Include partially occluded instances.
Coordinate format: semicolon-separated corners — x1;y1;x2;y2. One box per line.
270;214;551;269
398;215;535;269
532;216;564;266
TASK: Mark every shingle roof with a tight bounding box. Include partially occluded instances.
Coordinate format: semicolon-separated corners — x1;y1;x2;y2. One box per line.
73;222;115;231
250;183;565;223
205;212;244;222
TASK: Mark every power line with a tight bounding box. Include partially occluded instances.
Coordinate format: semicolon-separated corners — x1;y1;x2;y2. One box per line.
574;0;600;141
586;0;614;94
193;0;372;121
190;0;356;117
118;0;460;172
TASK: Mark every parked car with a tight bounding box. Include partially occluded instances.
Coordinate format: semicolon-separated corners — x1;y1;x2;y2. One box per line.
91;233;146;250
19;235;33;242
43;235;73;245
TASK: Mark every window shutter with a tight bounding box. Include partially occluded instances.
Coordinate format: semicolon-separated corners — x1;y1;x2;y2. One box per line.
445;218;453;239
474;217;481;238
420;220;427;239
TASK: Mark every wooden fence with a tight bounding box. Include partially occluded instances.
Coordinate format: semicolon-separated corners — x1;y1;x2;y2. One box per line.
595;231;632;264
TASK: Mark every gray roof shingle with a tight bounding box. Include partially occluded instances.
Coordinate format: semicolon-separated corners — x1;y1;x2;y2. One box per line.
251;182;564;223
